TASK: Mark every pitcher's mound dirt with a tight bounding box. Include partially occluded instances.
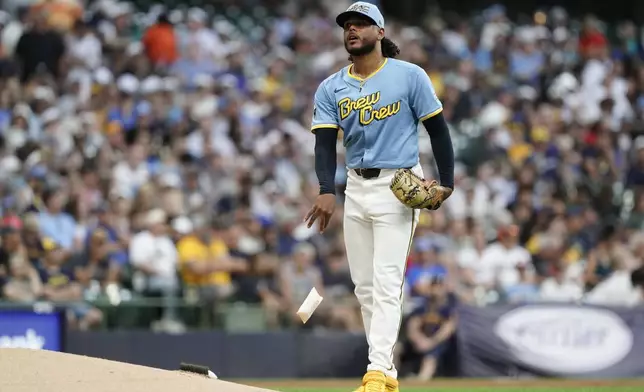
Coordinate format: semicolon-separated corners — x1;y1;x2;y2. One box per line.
0;348;277;392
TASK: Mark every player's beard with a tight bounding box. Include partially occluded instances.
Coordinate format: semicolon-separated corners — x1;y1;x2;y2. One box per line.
345;38;377;57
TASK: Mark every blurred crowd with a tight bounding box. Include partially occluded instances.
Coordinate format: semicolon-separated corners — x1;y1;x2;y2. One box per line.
0;0;643;335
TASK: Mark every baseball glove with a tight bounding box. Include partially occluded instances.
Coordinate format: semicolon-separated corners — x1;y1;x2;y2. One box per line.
390;168;444;210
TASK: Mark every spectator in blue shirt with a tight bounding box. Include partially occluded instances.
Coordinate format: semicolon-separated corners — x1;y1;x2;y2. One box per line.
38;188;78;254
510;35;544;84
170;41;218;90
107;74;143;134
407;238;448;301
503;262;539;303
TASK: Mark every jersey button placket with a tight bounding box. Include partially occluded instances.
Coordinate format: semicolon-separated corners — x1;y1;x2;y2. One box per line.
360;80;369;167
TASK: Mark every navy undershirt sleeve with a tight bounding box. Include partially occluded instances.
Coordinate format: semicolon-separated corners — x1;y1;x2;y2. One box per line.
422;112;455;189
314;129;339;195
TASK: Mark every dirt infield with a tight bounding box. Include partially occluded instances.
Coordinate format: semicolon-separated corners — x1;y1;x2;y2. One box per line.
2;349;642;392
246;378;644;389
0;348;276;392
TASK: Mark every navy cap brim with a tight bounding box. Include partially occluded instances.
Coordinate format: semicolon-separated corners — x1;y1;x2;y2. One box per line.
336;11;377;28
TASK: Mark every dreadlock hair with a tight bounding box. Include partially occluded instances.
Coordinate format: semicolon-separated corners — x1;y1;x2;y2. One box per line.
348;37;400;62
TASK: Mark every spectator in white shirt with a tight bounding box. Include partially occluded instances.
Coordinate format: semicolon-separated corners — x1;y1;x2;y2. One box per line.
0;7;26;57
67;19;103;70
477;223;534;291
184;8;226;61
584;263;643;307
129;209;182;331
540;264;583;302
112;144;150;199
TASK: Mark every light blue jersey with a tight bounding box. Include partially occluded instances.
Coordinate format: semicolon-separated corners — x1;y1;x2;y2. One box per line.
311;58;443;169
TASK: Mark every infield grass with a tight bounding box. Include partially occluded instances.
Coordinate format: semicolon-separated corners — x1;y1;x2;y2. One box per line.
243;379;644;392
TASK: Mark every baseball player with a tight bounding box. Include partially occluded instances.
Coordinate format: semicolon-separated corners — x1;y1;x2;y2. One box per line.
303;2;455;391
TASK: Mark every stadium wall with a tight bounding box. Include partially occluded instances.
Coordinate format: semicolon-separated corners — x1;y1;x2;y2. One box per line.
3;303;644;378
65;330;372;378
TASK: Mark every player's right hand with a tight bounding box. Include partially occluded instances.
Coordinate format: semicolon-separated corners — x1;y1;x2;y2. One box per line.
304;194;336;233
423;180;453;210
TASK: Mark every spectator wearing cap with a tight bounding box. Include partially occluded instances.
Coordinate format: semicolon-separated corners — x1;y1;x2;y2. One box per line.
404;274;457;381
182;7;225;62
70;227;122;294
129;208;183;332
14;9;66;82
106;73;142;134
85;202;128;266
95;1;133;51
562;206;595;260
142;13;178;67
38;188;78;253
36;236;104;330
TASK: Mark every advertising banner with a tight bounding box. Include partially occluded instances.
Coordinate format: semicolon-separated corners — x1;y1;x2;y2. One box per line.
0;310;64;351
457;304;644;378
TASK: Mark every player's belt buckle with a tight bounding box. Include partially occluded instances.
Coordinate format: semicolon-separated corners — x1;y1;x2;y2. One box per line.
354;168;381;179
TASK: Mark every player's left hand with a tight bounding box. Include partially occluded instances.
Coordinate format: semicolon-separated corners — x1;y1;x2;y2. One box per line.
423;180;453;210
304;194;336;233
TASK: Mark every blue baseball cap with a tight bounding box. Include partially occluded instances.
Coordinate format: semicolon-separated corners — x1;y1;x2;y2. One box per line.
336;1;385;29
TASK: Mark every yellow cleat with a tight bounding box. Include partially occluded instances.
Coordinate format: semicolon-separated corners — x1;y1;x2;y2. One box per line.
385;376;399;392
352;371;386;392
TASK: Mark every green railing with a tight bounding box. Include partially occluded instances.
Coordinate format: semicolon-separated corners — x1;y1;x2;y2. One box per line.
0;298;271;332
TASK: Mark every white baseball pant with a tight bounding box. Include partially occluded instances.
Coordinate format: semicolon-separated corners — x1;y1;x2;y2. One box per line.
343;163;422;379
